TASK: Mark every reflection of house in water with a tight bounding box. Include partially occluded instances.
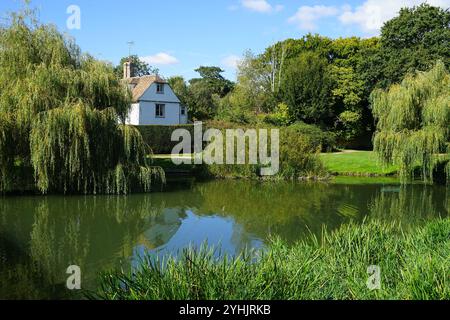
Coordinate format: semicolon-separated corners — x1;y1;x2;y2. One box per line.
133;206;264;259
136;208;186;250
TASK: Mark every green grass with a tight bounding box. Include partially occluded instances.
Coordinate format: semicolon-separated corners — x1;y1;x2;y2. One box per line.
321;151;399;176
153;151;398;178
94;219;450;300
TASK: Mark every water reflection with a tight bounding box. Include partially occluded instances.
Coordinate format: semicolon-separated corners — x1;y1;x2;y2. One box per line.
0;179;448;299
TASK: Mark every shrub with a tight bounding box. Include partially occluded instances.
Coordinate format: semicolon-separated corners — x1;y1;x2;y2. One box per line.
279;127;326;179
286;122;336;152
263;103;292;126
136;125;195;154
199;124;326;180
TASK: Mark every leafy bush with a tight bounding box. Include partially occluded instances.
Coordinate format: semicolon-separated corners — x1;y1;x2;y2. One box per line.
279;126;326;179
198;124;326;180
263;103;292;126
286;122;336;152
136;125;195;154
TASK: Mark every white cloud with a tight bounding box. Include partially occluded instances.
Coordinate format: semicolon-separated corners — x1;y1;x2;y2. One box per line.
339;0;450;35
241;0;284;13
141;52;179;65
228;4;239;11
288;5;339;30
274;4;284;12
222;55;242;69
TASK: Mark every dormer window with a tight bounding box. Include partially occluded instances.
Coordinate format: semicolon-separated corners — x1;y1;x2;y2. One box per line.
156;83;164;94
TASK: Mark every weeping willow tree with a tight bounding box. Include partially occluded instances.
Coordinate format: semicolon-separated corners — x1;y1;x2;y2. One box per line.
372;61;450;184
0;8;164;194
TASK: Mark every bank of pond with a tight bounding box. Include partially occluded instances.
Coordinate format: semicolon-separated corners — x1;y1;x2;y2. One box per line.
0;178;448;299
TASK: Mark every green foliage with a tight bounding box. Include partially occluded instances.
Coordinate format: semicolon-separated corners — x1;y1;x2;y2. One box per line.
279;52;335;125
335;110;364;144
186;67;234;120
372;61;450;183
279;127;326;179
377;4;450;88
167;76;189;106
285;122;336;152
0;9;163;194
263;103;292;126
197;123;326;180
95;218;450;300
136;125;195;154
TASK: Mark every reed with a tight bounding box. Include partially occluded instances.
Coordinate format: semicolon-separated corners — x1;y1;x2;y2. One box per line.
95;218;450;300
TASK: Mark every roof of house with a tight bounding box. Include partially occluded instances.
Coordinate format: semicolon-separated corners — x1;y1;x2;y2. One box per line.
127;75;168;102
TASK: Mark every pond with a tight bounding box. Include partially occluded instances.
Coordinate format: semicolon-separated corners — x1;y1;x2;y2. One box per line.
0;178;448;299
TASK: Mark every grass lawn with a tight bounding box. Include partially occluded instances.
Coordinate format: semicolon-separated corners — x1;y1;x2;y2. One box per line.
320;150;398;176
152;151;399;177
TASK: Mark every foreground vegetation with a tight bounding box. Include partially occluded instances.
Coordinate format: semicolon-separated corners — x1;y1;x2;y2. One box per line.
95;219;450;300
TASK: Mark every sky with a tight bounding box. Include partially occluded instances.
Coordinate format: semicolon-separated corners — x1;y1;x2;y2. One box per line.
0;0;449;80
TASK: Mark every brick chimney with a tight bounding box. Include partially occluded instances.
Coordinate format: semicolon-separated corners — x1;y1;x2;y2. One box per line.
123;61;132;79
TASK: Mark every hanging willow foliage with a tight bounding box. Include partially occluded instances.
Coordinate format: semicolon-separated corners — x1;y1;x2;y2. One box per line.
0;8;164;194
372;61;450;184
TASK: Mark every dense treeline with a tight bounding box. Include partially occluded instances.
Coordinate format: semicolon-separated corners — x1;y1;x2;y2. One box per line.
163;4;449;151
0;9;164;194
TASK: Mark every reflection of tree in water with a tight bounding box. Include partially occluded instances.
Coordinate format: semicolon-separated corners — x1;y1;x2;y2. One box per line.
0;180;447;299
0;195;163;299
369;185;449;227
192;180;448;243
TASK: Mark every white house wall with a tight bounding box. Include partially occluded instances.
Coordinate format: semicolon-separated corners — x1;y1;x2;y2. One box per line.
126;82;189;125
139;101;183;125
126;103;141;125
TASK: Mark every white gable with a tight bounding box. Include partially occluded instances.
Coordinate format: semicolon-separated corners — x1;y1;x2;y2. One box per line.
139;83;181;103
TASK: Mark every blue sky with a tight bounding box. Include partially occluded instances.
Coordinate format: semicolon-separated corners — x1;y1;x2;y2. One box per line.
1;0;448;80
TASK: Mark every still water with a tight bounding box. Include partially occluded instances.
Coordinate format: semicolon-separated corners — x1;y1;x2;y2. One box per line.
0;178;448;299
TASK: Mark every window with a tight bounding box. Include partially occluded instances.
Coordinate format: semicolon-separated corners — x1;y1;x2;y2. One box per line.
156;83;164;94
155;104;165;118
180;106;186;116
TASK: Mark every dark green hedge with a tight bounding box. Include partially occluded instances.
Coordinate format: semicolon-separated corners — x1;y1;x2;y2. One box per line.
135;125;195;154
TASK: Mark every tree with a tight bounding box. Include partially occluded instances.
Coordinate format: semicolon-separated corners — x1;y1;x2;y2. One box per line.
372;61;450;183
187;66;234;120
0;10;163;194
279;52;335;125
234;50;276;114
377;4;450;88
115;55;159;78
328;37;379;144
168;76;189;105
192;66;234;97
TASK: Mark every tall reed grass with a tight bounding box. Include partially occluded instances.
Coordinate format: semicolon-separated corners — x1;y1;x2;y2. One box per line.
94;219;450;300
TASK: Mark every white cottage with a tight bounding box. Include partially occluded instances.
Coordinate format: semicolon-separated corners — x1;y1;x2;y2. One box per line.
123;62;188;125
